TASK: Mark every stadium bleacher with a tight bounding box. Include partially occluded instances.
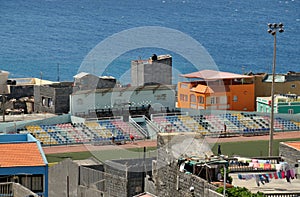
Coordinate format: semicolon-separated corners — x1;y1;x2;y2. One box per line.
23;112;300;146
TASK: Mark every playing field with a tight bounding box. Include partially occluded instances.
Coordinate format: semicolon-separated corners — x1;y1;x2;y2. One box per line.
46;135;300;163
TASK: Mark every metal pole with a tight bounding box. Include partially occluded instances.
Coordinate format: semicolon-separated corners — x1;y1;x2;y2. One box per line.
269;33;277;156
223;165;226;197
2;95;5;122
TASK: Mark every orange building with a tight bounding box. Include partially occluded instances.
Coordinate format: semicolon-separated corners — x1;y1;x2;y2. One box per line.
177;70;255;111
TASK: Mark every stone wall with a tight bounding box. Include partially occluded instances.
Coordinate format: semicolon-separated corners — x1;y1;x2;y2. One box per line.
34;83;72;114
152;161;218;197
145;132;220;197
279;142;300;166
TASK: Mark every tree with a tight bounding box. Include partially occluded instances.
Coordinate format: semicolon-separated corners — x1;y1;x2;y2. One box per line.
216;186;265;197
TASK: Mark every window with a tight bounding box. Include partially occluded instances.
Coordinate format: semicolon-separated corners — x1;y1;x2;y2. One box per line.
42;97;46;106
216;97;220;104
190;94;196;102
288;109;294;114
77;98;83;105
19;175;43;193
198;96;204;104
31;176;43;192
47;98;52;107
291;84;296;88
180;94;184;101
211;97;215;104
233;95;238;102
180;83;188;89
184;95;188;101
180;94;188;102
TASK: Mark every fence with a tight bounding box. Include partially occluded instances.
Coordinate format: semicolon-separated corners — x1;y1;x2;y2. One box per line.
264;193;300;197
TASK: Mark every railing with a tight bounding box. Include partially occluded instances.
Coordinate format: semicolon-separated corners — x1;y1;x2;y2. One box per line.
144;116;161;134
0;182;12;197
0;182;39;197
128;116;148;138
264;193;300;197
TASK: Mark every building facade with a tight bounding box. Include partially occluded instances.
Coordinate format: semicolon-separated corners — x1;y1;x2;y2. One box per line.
131;54;172;87
177;70;255;111
256;94;300;114
70;84;176;118
34;82;73;114
253;72;300;98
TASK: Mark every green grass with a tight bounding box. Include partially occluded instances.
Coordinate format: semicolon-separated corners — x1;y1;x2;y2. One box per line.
211;138;300;157
46;138;300;163
46;146;157;163
46;151;93;163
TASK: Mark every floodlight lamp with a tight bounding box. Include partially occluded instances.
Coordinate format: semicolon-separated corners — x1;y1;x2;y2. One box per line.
268;23;272;28
268;29;272;33
278;23;283;28
279;28;284;33
273;23;277;28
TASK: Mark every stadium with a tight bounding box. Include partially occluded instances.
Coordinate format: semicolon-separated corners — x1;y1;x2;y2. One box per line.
0;55;300;196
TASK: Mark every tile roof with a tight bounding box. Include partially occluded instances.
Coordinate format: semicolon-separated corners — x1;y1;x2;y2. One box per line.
191;84;214;93
0;142;45;167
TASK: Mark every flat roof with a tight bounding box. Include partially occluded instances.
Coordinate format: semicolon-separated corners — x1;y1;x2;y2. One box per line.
181;70;253;80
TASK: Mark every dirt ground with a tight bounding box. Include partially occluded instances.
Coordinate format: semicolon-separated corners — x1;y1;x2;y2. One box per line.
43;131;300;154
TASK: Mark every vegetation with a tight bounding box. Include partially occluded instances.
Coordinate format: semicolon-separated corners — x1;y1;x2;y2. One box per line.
216;186;265;197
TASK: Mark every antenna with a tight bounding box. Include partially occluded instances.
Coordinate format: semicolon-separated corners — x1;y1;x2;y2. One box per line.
57;63;60;82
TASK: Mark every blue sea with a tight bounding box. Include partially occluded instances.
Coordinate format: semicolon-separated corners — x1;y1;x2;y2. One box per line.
0;0;299;84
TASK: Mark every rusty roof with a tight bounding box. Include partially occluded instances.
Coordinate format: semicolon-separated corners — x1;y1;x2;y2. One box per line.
0;142;46;167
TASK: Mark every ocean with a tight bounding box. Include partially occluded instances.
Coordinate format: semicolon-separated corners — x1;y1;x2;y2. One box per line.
0;0;299;84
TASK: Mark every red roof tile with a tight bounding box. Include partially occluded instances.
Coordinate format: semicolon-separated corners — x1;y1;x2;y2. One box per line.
0;142;45;167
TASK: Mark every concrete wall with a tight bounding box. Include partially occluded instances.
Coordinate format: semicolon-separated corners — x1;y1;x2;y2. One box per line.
8;85;34;100
48;159;79;197
254;75;300;98
131;56;172;87
70;85;176;116
12;182;39;197
34;84;72;114
279;142;300;166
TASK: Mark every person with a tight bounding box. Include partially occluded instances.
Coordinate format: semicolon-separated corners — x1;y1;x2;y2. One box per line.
217;144;222;155
217;171;223;182
130;133;135;143
111;133;115;144
295;163;299;179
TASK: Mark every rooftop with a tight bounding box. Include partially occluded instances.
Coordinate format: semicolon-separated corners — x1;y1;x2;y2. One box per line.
0;142;46;167
284;141;300;151
0;134;47;168
180;70;253;80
